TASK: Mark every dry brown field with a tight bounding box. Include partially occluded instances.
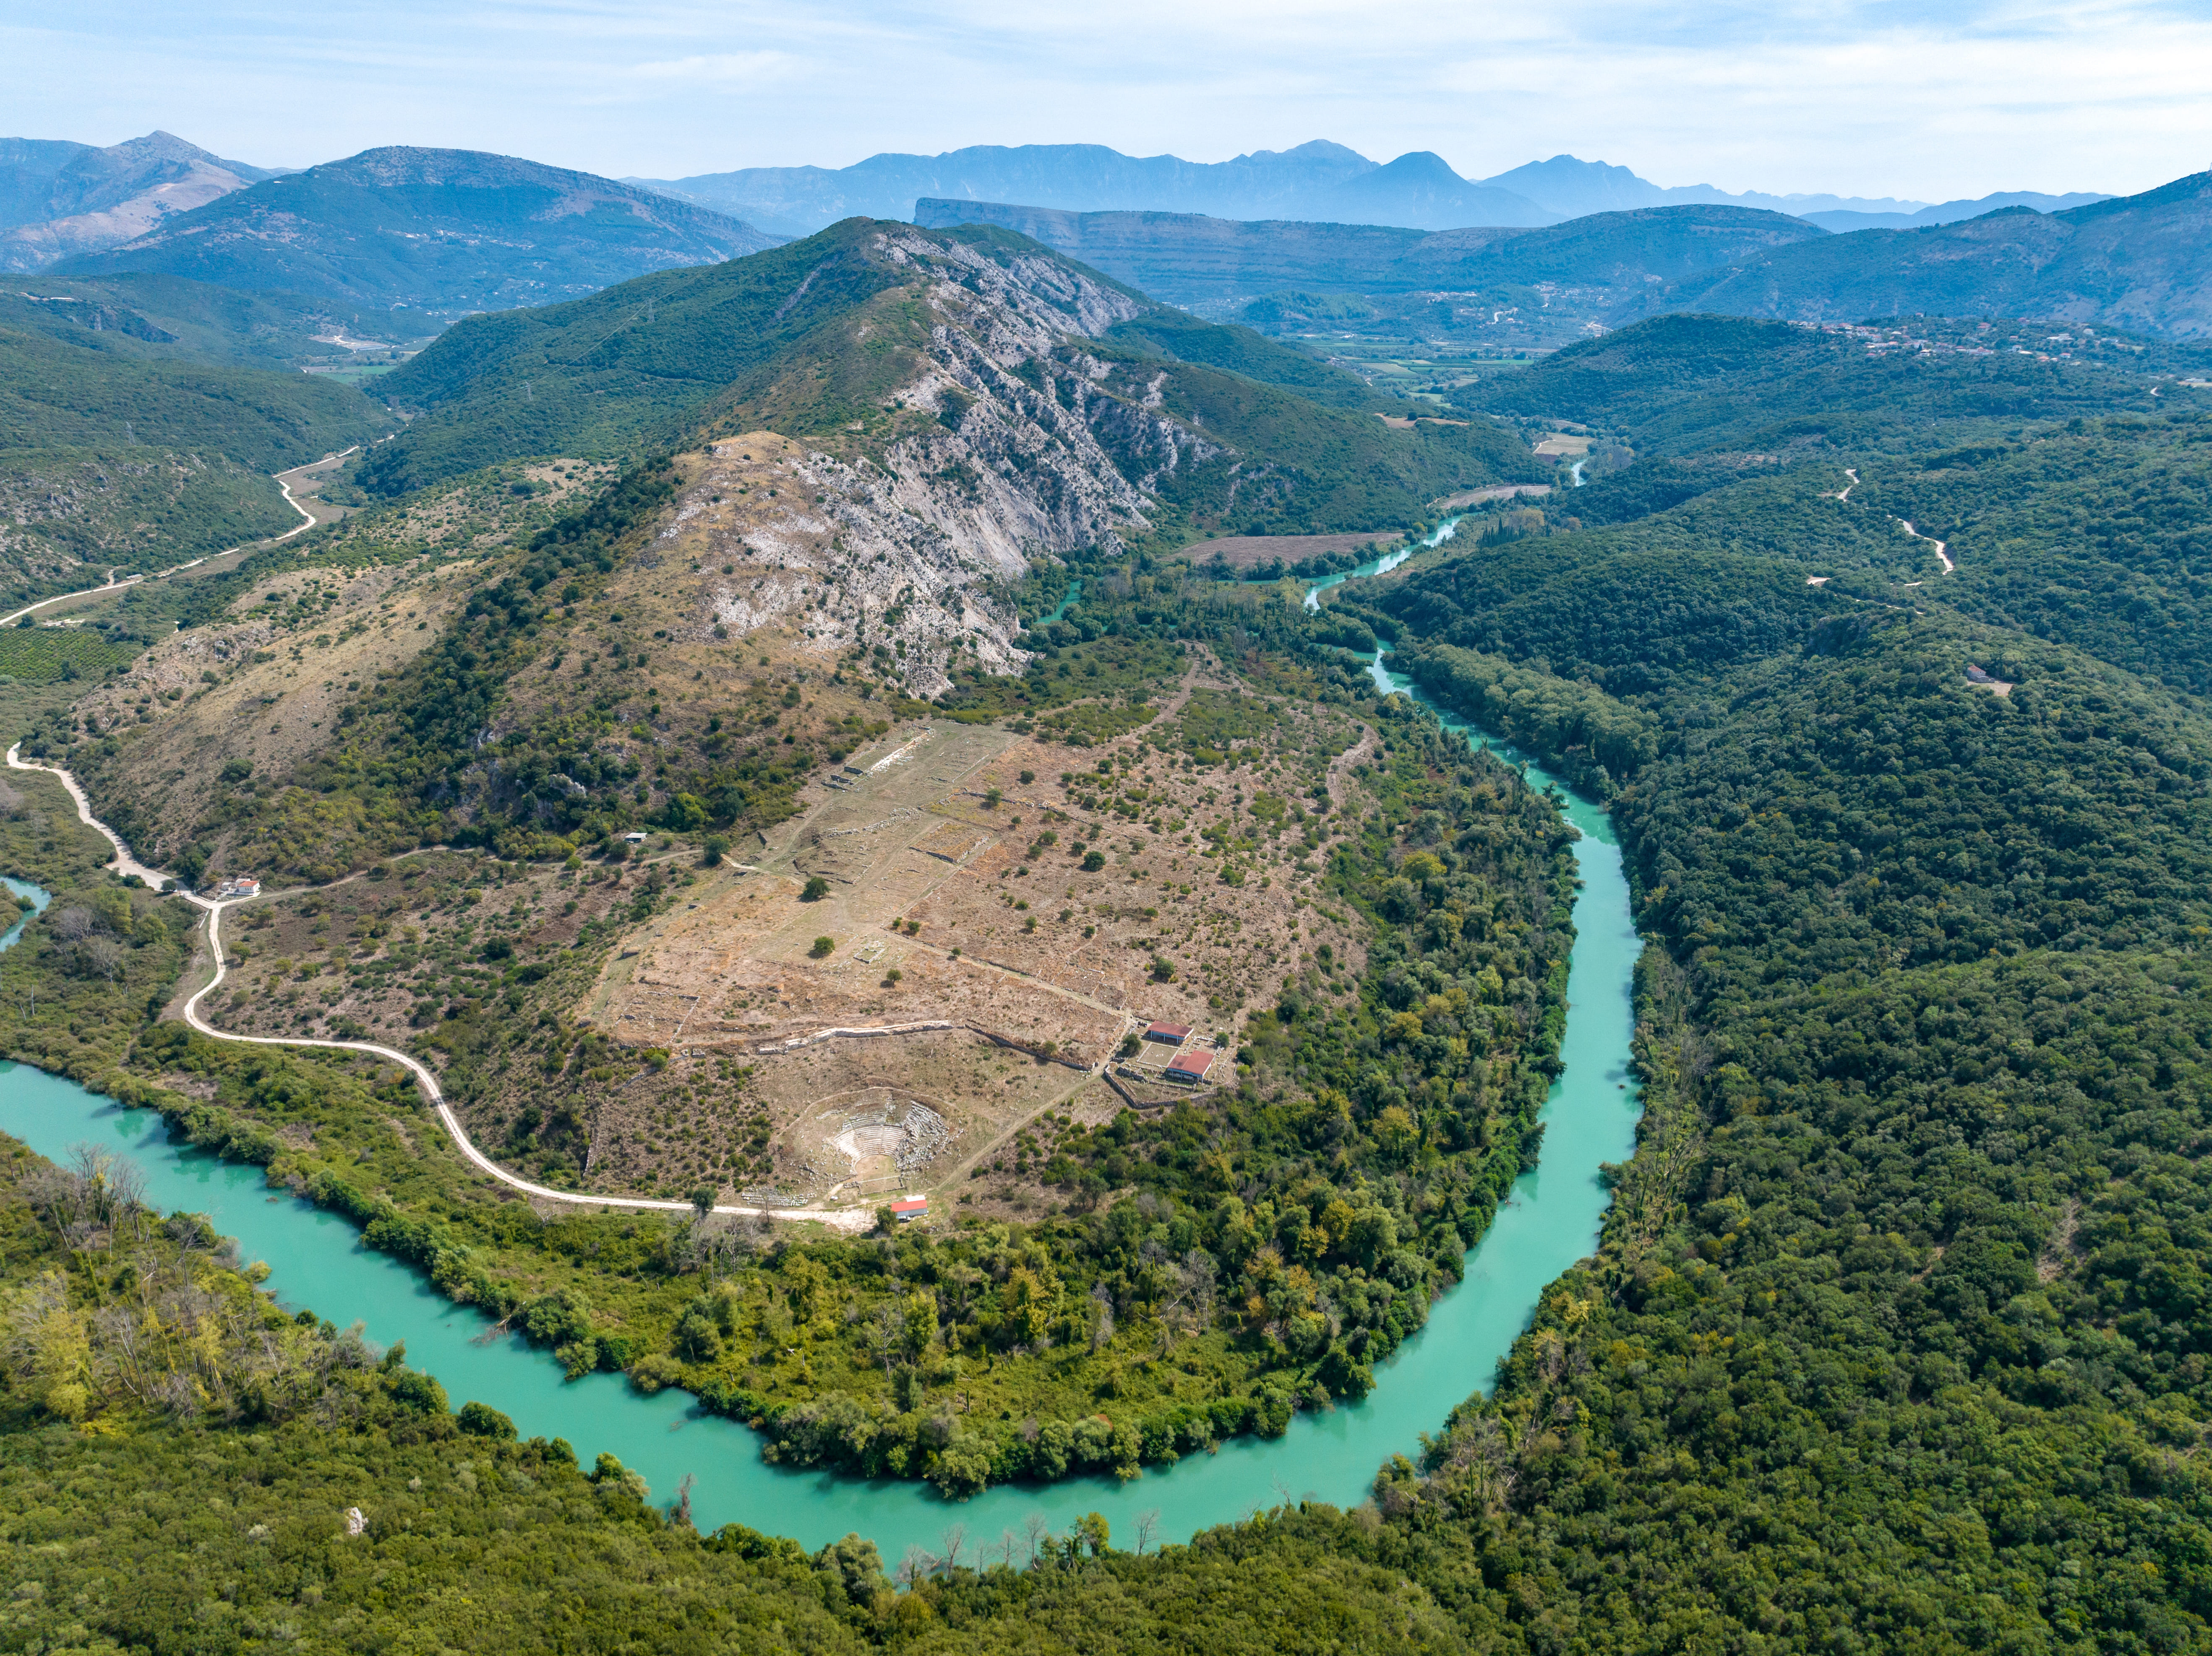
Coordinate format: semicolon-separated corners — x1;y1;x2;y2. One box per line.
1174;532;1397;570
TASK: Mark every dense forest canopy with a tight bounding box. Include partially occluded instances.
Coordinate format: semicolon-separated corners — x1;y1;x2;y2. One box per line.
1457;313;2206;456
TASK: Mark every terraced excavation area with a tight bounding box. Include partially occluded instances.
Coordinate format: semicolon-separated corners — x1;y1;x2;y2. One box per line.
581;685;1371;1211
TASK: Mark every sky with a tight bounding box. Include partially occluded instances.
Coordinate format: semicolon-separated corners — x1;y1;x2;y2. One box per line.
6;0;2208;201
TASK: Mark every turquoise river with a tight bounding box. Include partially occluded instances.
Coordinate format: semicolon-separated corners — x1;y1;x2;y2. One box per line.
0;667;1642;1567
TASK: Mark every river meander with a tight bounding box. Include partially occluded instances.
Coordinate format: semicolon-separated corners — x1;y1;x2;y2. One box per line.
0;693;1641;1564
1300;516;1466;613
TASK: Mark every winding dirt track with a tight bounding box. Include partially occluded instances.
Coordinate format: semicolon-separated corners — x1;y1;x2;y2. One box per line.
1826;468;1954;577
3;744;869;1231
0;447;352;629
1896;517;1955;573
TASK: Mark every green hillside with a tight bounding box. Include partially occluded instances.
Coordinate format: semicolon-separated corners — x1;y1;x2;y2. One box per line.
59;146;783;320
1103;310;1385;409
1406;203;1823;287
0;443;312;582
1070;338;1536;536
1457;314;2183;453
0;311;388;591
1857;415;2212;696
360;218;1537;524
0;320;386;471
1388;598;2212;1650
0;272;436;368
359;221;909;489
1444;315;2212;700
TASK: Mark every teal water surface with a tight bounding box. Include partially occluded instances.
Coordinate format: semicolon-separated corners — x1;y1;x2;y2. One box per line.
1;875;50;945
0;699;1641;1563
1034;579;1083;628
1301;515;1461;612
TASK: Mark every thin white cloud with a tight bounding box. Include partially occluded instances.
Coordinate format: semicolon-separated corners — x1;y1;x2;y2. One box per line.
0;0;2203;200
629;51;800;88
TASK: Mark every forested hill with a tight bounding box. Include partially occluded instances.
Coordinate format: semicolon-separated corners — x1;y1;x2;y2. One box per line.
1854;417;2212;697
1325;392;2212;1642
57;146;784;320
1443;315;2212;698
0;272;438;369
1665;169;2212;339
357;217;1536;529
1457;313;2195;454
0;307;388;594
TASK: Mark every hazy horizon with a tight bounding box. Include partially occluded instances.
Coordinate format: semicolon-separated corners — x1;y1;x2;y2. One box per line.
5;1;2202;203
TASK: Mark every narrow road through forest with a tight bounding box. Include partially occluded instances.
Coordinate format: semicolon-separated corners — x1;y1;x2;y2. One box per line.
1896;517;1955;573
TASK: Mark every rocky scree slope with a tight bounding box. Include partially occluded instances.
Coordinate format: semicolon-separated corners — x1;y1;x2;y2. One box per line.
644;224;1526;687
365;221;1526;687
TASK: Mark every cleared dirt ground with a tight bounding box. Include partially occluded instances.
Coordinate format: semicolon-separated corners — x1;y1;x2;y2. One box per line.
569;660;1377;1216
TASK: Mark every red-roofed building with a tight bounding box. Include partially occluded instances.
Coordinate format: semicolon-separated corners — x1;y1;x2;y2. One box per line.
1164;1049;1214;1082
1144;1021;1191;1044
889;1195;928;1221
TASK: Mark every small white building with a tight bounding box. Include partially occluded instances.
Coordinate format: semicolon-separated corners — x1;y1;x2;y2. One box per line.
214;877;261;899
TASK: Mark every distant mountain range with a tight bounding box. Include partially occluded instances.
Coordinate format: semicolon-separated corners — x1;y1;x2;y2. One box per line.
632;141;1555;234
910;198;1821;308
1479;155;2113;228
1671;173;2212;338
922;170;2212;341
635;142;2114;238
0;131;282;273
1802;191;2115;233
0;128;2155;349
55;148;784;318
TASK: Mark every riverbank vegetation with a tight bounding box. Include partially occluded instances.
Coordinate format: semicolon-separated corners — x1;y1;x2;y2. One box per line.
1353;448;2212;1646
0;770;194;1100
0;1087;1498;1652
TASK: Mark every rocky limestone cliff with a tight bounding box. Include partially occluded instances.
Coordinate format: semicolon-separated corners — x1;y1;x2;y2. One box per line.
657;228;1229;695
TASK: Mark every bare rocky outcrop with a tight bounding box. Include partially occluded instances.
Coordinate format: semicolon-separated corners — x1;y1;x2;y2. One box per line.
659;229;1231;695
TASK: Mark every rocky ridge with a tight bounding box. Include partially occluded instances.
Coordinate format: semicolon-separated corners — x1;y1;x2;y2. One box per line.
657;228;1232;693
